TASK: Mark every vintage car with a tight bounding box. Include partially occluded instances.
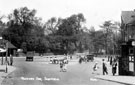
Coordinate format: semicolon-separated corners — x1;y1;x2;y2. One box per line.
50;56;68;64
26;51;34;61
86;54;94;62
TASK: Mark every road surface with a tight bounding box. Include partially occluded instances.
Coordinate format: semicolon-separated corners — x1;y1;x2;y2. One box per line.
2;57;124;85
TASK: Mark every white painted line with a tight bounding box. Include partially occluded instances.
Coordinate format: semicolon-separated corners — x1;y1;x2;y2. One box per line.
90;78;98;81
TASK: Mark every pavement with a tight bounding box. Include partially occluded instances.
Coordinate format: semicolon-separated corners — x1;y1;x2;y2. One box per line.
95;75;135;85
0;65;16;85
94;57;135;85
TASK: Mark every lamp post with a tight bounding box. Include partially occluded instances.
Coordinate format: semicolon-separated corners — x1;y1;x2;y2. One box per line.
5;41;8;73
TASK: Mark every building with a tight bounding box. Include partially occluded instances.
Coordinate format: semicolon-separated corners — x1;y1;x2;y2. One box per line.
0;38;17;56
121;11;135;41
119;10;135;75
7;41;17;56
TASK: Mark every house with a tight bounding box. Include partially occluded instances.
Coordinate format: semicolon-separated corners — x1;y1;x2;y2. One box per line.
119;10;135;76
0;38;17;56
121;11;135;41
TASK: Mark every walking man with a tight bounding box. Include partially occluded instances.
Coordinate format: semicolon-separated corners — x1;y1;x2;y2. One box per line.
102;59;108;75
112;58;117;75
110;57;112;66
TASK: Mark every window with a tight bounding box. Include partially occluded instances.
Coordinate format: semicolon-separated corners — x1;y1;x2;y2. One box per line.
129;48;134;55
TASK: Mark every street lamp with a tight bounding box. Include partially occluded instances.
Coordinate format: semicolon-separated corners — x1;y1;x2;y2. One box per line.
5;41;8;73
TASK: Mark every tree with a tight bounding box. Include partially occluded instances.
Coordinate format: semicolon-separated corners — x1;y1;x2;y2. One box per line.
44;17;62;35
2;7;46;53
56;13;86;54
111;21;121;54
0;15;6;36
100;20;113;54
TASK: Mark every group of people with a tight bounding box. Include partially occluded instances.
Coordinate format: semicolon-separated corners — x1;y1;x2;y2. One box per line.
92;56;118;76
60;59;68;72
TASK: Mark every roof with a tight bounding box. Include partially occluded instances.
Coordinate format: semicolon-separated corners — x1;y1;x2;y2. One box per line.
7;41;17;49
0;39;17;49
121;11;135;24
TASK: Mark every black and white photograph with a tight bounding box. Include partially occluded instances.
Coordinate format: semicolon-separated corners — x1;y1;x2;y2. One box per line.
0;0;134;85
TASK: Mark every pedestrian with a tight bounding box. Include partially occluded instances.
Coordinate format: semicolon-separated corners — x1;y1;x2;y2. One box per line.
102;59;108;75
110;56;112;66
79;56;83;64
10;54;13;66
63;59;67;72
92;62;99;74
112;58;117;75
70;55;72;60
60;61;63;72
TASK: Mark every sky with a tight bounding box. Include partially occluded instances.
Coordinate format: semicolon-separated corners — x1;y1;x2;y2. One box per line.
0;0;135;30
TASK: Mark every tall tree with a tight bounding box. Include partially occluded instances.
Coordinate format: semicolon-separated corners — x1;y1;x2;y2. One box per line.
100;20;113;54
0;15;6;36
111;21;121;54
56;13;86;54
2;7;45;52
44;17;62;35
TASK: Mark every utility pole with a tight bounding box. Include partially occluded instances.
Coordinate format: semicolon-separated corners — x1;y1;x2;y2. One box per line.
5;41;8;73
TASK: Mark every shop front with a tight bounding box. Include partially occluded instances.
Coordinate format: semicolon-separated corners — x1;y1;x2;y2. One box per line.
119;39;135;75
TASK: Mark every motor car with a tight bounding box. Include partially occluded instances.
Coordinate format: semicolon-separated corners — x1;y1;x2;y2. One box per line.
50;55;68;64
86;54;94;62
26;51;34;61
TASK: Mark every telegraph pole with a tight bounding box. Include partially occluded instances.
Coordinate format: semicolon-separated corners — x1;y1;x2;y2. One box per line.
5;41;8;73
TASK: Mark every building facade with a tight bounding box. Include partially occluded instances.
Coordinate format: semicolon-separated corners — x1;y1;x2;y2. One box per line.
119;11;135;75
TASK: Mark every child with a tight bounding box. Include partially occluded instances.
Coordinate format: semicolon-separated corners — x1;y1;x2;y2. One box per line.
92;62;99;74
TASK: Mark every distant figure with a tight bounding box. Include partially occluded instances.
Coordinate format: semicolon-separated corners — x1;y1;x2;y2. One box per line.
110;57;112;65
10;54;13;66
50;57;53;63
70;55;72;60
63;59;68;72
79;57;83;64
92;62;99;74
60;61;63;72
102;59;108;75
84;56;87;63
112;58;117;76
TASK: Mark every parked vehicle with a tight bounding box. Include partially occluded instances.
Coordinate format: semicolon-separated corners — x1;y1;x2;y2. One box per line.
50;56;68;64
86;54;94;62
26;51;34;61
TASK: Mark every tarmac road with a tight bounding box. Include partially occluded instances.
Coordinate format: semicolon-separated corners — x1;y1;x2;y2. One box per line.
2;57;124;85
